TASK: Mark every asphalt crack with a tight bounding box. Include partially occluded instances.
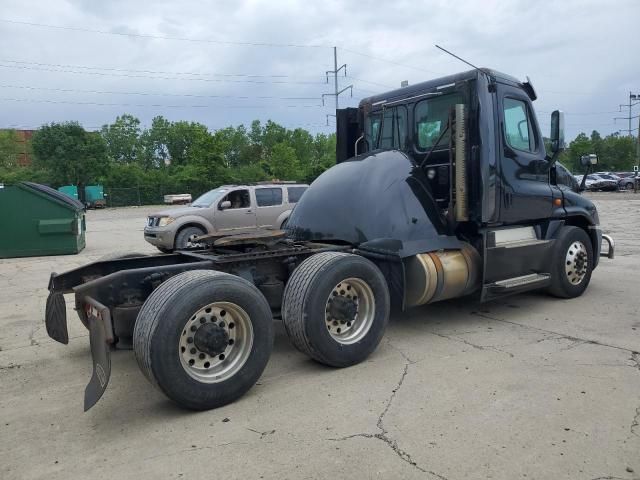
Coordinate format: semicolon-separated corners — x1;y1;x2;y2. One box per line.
426;330;515;358
471;311;638;355
329;363;447;479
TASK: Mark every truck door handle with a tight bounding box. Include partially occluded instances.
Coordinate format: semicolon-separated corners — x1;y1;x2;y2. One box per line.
246;211;253;214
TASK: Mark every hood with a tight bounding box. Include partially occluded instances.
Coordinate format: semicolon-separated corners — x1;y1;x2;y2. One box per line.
286;150;462;258
148;206;204;218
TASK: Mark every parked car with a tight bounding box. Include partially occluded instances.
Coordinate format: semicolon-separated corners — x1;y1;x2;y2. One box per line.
615;172;639;190
574;174;598;190
576;174;618;191
144;183;308;252
591;174;620;191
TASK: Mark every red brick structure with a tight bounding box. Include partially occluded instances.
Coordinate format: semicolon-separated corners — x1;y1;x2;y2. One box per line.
0;129;35;166
14;129;34;166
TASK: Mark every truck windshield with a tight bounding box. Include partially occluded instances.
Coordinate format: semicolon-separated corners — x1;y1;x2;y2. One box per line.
192;188;228;207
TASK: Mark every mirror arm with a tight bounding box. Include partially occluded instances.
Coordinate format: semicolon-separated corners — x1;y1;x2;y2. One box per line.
579;164;593;192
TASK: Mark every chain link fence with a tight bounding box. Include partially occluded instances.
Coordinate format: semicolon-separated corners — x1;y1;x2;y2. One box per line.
104;185;211;207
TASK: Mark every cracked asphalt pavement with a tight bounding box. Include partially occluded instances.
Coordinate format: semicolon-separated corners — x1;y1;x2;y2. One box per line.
1;193;639;480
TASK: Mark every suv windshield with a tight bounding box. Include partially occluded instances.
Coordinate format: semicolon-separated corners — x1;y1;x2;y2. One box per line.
192;188;228;207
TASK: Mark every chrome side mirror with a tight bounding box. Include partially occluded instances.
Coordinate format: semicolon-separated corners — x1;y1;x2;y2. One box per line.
580;154;598;166
219;200;231;210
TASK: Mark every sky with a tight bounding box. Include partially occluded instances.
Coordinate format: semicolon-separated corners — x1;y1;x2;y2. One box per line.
0;0;638;141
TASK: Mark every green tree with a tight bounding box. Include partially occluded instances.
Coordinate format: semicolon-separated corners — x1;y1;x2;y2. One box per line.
138;116;171;169
0;130;21;169
100;114;141;163
268;142;300;180
32;122;108;186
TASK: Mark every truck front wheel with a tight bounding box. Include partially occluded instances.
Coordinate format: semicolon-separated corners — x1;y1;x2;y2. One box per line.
282;252;390;367
133;270;273;410
547;226;594;298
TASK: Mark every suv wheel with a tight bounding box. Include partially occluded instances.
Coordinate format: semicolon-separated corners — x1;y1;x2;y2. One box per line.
175;226;205;250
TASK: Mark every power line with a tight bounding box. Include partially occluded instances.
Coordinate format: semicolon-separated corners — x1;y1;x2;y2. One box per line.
339;47;443;75
0;97;328;109
0;58;322;80
0;18;328;49
345;75;394;90
0;84;321;101
0;63;326;85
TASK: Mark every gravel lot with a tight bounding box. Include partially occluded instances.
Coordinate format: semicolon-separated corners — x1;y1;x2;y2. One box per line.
1;194;639;480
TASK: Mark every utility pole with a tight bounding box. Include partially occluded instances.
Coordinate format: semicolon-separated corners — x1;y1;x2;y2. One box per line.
615;91;640;136
322;47;353;123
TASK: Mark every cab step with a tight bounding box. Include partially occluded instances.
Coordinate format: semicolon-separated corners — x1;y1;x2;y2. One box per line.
491;238;552;249
491;273;550;290
482;272;551;301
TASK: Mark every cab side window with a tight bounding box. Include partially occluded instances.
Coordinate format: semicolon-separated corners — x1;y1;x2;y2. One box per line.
366;106;407;150
255;188;283;207
220;189;250;209
415;93;464;150
503;98;536;152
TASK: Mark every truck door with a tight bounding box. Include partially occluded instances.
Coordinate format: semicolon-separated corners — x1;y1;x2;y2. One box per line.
497;87;553;224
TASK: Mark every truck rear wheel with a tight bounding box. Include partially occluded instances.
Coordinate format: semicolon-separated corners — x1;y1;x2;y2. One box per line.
547;226;593;298
133;270;273;410
282;252;390;367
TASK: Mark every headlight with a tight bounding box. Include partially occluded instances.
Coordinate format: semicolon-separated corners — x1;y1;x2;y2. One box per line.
158;217;175;227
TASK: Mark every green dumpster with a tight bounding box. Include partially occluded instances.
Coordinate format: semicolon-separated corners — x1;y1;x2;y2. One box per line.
58;185;79;200
0;182;86;258
84;185;106;208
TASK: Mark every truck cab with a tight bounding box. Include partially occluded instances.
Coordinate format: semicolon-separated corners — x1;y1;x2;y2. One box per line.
291;68;614;302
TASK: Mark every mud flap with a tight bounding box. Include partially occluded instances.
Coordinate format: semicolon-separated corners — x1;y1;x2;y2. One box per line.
45;292;68;344
84;300;113;412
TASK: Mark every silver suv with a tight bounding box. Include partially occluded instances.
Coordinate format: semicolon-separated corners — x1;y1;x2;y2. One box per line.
144;183;308;252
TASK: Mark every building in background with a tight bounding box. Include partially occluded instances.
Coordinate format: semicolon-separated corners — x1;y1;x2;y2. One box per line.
13;130;34;166
0;129;35;167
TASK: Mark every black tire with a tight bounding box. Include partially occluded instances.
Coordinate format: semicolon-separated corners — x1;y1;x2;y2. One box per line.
547;226;594;298
133;270;273;410
156;246;173;254
175;225;205;249
280;218;288;230
282;252;390;367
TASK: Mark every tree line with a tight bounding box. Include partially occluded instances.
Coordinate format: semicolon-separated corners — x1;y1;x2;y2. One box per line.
556;131;638;173
0;114;336;200
0;116;637;201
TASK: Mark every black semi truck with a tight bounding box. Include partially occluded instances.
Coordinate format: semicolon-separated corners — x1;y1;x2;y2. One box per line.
45;68;615;411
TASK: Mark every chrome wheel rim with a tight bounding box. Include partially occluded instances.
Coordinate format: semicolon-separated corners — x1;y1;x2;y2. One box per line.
178;302;253;383
324;277;375;345
565;240;588;285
